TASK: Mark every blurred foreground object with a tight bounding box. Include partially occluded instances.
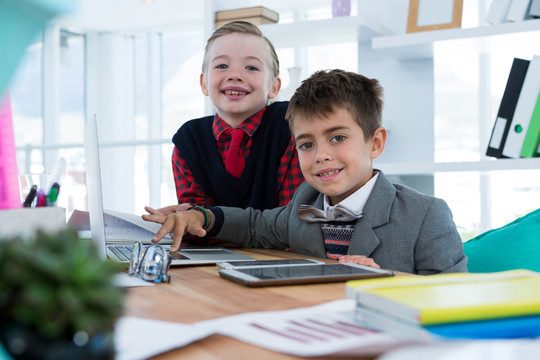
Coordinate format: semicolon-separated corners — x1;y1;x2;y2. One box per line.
0;228;124;359
0;0;77;93
0;92;20;210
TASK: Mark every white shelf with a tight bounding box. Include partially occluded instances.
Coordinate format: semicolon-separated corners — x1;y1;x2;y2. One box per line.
372;18;540;60
260;12;540;187
378;158;540;175
261;15;392;48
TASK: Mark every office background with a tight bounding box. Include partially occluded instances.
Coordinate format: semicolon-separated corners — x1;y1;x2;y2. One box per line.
9;0;540;241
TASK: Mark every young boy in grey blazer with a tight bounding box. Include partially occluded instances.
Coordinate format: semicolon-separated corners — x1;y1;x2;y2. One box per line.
146;69;468;274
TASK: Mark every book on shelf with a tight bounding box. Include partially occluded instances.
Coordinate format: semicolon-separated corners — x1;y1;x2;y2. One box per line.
502;55;540;158
215;16;277;29
530;0;540;17
506;0;534;22
346;270;540;326
485;0;513;24
354;304;540;340
486;57;530;158
215;6;279;29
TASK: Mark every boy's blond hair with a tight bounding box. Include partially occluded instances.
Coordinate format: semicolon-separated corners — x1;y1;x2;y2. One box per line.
286;69;384;141
202;21;280;79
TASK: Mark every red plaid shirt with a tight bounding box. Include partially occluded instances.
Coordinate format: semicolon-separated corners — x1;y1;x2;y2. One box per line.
172;107;304;207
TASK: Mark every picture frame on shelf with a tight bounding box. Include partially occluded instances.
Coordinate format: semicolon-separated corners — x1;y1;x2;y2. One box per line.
406;0;463;33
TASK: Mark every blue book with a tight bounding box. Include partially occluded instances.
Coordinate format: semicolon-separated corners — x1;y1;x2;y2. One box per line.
426;314;540;339
355;305;540;340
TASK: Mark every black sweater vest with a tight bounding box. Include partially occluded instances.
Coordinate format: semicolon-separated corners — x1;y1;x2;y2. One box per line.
172;101;291;210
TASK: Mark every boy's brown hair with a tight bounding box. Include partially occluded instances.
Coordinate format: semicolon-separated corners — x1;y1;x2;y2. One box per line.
202;21;280;79
286;69;384;140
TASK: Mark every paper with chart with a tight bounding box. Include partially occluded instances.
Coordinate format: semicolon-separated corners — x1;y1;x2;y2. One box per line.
207;299;404;356
68;209;171;242
114;299;406;359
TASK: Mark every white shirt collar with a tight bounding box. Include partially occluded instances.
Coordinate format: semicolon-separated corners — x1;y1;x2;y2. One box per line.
323;172;379;213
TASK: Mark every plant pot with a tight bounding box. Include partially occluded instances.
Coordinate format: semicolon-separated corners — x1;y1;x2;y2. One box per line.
0;322;114;360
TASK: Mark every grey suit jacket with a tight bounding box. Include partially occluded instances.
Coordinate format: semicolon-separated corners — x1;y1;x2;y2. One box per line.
215;171;468;274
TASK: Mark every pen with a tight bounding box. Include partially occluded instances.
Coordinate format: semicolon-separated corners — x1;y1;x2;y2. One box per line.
35;189;46;207
47;183;60;206
23;184;38;207
46;157;67;192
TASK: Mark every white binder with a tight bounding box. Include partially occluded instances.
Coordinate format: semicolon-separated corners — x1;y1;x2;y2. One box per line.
502;55;540;158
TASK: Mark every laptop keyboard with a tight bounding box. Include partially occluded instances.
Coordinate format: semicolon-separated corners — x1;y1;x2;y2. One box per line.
108;243;173;261
108;244;134;261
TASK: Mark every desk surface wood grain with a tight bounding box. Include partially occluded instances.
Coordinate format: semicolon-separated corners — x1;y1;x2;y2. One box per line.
124;248;394;359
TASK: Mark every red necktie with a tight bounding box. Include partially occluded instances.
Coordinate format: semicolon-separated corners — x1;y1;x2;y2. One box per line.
225;128;245;178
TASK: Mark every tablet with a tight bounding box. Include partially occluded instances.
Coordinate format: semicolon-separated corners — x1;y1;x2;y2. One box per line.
218;263;395;287
216;259;324;269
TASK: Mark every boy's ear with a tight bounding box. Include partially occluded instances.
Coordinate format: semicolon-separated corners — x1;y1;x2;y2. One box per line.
267;77;282;99
370;127;387;159
200;73;209;96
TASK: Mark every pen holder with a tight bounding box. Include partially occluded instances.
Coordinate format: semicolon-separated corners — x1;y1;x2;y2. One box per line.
19;174;58;207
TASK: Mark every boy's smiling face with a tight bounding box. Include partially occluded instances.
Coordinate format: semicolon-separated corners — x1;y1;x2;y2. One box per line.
293;107;386;206
200;33;281;127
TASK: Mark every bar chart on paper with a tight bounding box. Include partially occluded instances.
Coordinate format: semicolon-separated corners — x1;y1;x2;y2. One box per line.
214;299;403;357
249;316;378;343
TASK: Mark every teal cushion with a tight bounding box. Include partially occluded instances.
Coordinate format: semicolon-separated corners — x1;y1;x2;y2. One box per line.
464;208;540;273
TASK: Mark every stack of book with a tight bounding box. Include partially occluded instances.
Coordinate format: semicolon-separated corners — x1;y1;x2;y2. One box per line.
486;56;540;158
215;6;279;29
346;270;540;340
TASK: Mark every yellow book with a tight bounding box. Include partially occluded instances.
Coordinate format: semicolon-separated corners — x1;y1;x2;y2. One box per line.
346;270;540;325
215;16;277;29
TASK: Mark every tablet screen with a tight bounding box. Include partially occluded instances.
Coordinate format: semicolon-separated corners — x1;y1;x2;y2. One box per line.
217;259;323;269
218;263;394;287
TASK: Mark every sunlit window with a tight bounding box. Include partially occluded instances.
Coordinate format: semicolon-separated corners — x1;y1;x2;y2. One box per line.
58;30;86;213
11;30;86;214
160;28;205;206
161;28;205;139
11;42;43;175
58;30;85;144
134;35;149;140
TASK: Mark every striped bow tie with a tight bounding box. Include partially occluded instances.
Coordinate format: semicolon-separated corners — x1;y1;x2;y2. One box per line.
297;204;363;223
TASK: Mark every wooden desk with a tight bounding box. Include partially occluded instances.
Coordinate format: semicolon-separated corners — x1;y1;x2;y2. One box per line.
124;249;378;359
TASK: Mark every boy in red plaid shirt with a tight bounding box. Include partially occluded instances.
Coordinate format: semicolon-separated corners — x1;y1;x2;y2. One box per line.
144;22;303;239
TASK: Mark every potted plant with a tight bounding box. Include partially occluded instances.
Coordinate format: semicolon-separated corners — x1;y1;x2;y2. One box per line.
0;228;124;359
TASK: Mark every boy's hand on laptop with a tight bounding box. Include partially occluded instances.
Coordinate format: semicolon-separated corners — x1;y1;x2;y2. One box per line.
142;203;192;224
151;211;207;252
339;255;380;269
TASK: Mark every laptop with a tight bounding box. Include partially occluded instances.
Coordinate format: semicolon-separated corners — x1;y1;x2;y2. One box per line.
83;115;255;265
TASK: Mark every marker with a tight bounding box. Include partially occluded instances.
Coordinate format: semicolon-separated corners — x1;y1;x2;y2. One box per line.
35;189;46;207
46;157;67;194
47;183;60;206
23;184;38;207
